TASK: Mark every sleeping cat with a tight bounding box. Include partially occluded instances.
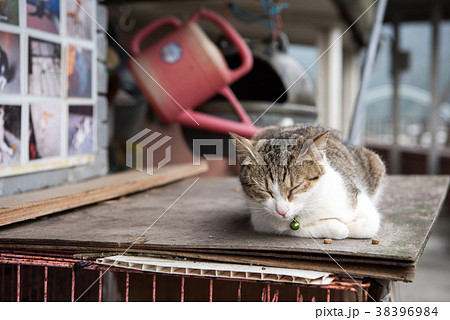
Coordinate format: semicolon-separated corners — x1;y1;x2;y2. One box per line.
230;124;385;239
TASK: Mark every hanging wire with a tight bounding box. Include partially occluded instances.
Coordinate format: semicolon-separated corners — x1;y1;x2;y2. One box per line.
227;0;288;40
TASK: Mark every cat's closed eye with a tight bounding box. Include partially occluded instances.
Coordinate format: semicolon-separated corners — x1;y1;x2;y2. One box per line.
253;188;272;200
310;176;320;181
288;182;304;197
288;188;295;197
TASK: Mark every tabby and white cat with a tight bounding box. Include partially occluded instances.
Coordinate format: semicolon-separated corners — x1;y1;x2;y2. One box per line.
231;124;385;239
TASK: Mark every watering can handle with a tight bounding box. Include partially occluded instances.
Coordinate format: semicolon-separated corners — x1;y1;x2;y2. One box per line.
190;9;253;83
130;17;183;56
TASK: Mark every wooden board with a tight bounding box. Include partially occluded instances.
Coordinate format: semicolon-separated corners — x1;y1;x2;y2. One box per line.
0;175;448;277
0;162;208;227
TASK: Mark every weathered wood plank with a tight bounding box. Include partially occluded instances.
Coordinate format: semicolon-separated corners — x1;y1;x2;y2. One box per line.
0;175;447;270
0;163;208;227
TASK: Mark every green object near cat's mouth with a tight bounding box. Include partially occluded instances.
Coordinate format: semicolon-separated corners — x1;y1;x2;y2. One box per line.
290;219;300;230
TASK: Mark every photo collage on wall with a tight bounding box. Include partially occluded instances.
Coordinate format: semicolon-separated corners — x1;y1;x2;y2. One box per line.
0;105;21;167
0;0;96;174
0;0;19;26
0;30;20;94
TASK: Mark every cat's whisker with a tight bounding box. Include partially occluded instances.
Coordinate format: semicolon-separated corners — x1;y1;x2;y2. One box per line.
247;204;274;215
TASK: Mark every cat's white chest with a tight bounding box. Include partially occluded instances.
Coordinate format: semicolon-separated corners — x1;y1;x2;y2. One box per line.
297;165;357;224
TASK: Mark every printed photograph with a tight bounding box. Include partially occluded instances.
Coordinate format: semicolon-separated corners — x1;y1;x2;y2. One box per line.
27;0;60;34
68;105;93;155
0;0;19;25
28;37;61;96
0;105;20;167
29;102;61;160
66;0;93;40
67;45;92;97
0;31;20;94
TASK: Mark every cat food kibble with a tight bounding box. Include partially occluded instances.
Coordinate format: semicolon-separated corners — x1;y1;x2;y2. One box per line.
323;238;333;244
372;239;380;245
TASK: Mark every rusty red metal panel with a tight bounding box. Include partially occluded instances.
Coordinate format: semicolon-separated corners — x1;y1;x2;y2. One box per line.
0;252;373;302
237;281;241;302
152;275;156;302
354;289;361;302
261;284;273;302
125;273;130;302
180;276;185;302
98;271;103;302
209;279;213;302
16;265;21;302
71;269;75;302
272;290;279;302
44;267;48;302
0;253;145;274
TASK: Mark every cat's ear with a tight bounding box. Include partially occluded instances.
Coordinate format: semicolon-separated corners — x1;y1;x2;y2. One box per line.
229;132;257;165
297;131;329;165
313;131;330;151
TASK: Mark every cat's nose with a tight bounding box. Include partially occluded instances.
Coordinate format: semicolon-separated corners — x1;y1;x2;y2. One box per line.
276;206;288;217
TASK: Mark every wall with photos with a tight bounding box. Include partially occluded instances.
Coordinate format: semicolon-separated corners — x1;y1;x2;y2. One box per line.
0;0;109;196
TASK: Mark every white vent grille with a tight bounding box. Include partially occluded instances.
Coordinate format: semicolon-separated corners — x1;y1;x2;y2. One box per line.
96;255;334;285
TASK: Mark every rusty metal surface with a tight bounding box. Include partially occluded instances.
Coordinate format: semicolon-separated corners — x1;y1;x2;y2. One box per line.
0;252;372;302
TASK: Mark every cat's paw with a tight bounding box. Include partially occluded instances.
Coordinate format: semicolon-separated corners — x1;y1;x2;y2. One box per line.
303;219;349;239
346;220;378;238
323;219;349;239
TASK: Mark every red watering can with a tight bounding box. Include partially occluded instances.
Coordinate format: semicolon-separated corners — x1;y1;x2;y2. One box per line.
129;9;260;138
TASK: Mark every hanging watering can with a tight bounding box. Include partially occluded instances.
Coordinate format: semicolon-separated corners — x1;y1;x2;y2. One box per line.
129;9;260;138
